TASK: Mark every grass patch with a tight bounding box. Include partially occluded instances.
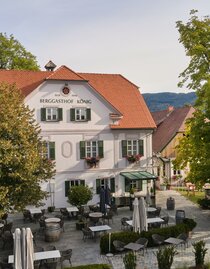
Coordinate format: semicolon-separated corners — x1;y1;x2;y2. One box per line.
177;189;205;205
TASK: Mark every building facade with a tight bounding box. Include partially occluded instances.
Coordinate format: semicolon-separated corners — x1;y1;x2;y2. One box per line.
0;64;156;208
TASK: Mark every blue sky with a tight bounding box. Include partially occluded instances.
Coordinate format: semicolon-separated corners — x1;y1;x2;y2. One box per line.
0;0;209;93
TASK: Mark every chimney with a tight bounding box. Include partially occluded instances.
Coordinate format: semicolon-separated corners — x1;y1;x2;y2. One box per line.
44;60;56;71
168;105;174;112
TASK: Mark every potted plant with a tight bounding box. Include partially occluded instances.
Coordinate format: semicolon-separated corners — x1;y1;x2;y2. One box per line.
155;245;178;269
123;251;136;269
48;206;55;213
126;154;142;163
192;240;208;269
67;185;93;229
85;156;100;168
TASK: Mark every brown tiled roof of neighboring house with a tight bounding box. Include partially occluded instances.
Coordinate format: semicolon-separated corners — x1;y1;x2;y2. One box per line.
0;66;156;130
152;106;195;153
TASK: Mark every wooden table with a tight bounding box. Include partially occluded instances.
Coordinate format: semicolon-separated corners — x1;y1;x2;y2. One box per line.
89;225;111;240
89;212;103;224
8;250;61;263
164;237;184;246
66;206;79;213
124;242;144;252
126;217;164;227
28;208;42;214
45;217;61;223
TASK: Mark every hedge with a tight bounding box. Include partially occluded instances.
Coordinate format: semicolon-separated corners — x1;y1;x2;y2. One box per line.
64;264;111;269
100;218;196;254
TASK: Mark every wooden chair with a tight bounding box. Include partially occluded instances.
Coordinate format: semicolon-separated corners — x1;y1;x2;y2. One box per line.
102;211;114;224
161;214;169;227
121;217;131;230
23;210;32;222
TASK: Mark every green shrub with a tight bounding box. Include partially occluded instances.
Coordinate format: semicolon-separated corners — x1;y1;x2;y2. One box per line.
198;198;210;209
123;252;136;269
67;185;92;209
192;240;208;267
155;246;178;269
100;219;196;254
64;264;111;269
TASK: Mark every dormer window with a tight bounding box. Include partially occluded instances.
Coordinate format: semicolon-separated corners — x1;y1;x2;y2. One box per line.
70;108;91;122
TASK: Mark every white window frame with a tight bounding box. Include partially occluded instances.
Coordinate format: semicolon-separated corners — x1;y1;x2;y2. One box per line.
69;179;84;187
46;107;58;121
85;141;98;158
75;108;87;121
41;141;50;159
127;140;138;155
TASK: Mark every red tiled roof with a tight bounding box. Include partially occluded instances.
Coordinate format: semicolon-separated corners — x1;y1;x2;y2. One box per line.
46;65;85;81
152;106;195;152
79;73;156;129
0;66;156;129
0;69;51;96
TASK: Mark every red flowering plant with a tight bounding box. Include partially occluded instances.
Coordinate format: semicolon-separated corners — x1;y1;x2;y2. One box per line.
85;156;100;168
126;154;143;163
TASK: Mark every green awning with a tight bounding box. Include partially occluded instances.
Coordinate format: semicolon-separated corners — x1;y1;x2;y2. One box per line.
120;171;157;180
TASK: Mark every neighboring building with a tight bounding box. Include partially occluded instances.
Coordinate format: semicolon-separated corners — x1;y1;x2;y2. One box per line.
152;105;195;185
0;63;156;208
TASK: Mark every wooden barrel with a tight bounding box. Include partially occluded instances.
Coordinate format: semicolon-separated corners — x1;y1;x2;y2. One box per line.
45;223;61;242
166;197;175;210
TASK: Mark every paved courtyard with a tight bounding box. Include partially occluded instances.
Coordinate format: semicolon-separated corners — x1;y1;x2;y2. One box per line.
2;189;210;268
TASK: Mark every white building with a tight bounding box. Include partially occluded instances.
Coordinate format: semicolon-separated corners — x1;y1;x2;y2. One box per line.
0;64;156;208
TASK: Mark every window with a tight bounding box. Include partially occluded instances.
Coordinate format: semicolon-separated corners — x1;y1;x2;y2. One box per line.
41;141;55;160
65;179;85;197
70;108;91;122
80;140;104;159
173;170;181;175
96;178;115;194
124;178;142;192
41;108;63;122
121;139;144;157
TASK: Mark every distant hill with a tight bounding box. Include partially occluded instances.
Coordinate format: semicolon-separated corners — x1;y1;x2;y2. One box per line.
142;92;196;112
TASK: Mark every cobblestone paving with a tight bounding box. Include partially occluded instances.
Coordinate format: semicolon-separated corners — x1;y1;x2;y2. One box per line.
3;190;210;268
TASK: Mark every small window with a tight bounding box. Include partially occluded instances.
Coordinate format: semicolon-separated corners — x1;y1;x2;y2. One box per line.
80;140;104;159
122;139;144;157
70;108;91;122
96;178;115;194
41;141;55;160
41;108;63;122
65;179;85;197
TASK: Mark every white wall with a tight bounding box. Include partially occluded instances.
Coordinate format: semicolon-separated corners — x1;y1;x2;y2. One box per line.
26;80;154;208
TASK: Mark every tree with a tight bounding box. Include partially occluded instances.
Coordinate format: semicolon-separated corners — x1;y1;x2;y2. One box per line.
0;82;55;216
0;33;39;70
174;11;210;187
67;185;92;209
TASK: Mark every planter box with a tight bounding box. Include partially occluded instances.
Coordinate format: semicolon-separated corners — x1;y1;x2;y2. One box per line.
160;185;167;191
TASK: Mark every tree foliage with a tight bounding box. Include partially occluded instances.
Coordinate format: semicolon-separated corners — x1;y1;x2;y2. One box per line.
67;185;93;208
0;33;39;70
174;11;210;187
0;83;55;215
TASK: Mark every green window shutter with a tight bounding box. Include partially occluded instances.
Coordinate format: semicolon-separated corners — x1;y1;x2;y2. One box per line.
96;178;101;194
124;178;130;192
49;142;55;160
98;140;104;158
70;108;75;121
80;180;85;186
80;141;86;159
139;139;144;155
58;108;63;121
110;177;115;193
86;108;91;121
121;140;127;157
41;108;46;121
137;180;143;191
65;181;70;197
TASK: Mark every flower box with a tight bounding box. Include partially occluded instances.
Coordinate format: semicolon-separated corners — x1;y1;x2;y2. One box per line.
126;154;143;163
85;157;100;168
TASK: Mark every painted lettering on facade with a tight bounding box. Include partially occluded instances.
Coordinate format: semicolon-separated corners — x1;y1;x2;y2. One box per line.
40;98;92;104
